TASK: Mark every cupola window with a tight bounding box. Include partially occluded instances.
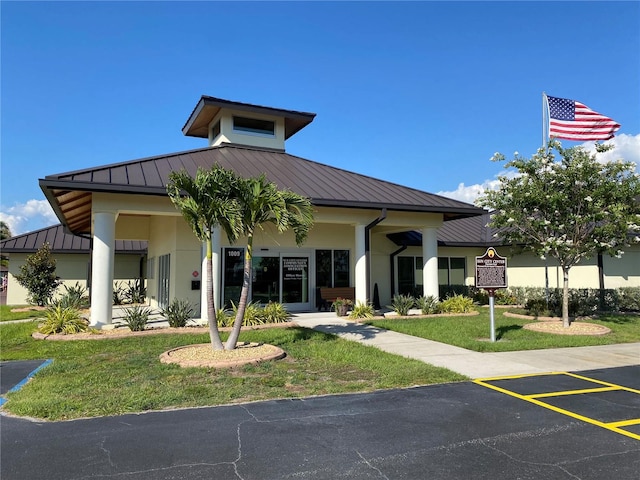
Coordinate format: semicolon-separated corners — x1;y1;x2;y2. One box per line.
232;116;275;137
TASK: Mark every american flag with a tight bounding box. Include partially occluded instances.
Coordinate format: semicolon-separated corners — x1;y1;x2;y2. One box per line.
547;95;620;141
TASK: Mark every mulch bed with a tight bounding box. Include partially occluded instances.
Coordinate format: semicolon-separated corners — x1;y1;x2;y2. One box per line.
522;321;611;336
31;322;298;341
160;342;286;368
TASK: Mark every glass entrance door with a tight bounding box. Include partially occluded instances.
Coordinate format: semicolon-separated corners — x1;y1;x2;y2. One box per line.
281;256;310;310
223;248;311;311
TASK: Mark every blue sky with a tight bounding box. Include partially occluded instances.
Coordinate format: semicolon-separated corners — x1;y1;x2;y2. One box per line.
2;1;639;235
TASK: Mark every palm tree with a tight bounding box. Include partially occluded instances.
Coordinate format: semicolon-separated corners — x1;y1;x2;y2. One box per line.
225;174;314;350
167;166;241;350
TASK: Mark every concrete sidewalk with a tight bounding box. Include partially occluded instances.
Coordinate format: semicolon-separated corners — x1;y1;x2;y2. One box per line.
292;313;640;378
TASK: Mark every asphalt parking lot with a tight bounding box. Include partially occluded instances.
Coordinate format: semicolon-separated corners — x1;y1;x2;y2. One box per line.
1;362;638;480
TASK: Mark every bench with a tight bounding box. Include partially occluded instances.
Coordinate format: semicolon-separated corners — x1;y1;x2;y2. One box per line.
317;287;356;311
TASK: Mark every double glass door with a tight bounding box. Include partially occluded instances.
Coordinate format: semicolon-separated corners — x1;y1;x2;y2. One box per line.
223;249;310;311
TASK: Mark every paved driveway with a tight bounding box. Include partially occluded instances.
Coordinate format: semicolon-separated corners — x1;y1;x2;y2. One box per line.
2;366;638;479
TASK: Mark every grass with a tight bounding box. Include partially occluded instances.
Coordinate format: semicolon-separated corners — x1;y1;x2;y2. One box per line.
0;305;46;322
0;321;466;421
367;308;640;352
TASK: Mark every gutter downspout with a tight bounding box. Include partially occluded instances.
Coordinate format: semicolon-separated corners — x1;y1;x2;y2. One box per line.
389;245;408;297
365;208;387;301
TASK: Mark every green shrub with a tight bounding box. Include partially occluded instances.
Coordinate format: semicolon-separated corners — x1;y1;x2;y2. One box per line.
438;294;475;313
123;305;151;331
14;243;61;306
619;287;640;312
112;282;126;305
525;298;550;317
55;282;90;309
38;305;88;335
162;298;193;328
124;279;146;304
494;289;518;305
229;301;265;326
262;302;290;323
415;295;439;315
216;309;232;328
389;294;415;316
217;301;291;326
349;301;375;319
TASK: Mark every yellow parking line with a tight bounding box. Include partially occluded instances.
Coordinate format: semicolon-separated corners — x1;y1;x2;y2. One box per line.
528;386;619;399
608;419;640;428
565;372;640;394
473;374;640;441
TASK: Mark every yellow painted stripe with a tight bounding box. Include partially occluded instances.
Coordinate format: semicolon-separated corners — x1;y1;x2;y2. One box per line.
565;372;640;394
607;419;640;428
528;386;619;399
474;371;564;382
474;375;640;441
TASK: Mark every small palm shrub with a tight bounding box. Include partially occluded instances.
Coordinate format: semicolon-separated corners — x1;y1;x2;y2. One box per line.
349;301;374;319
124;279;146;304
229;301;265;326
216;309;232;328
389;294;415;316
56;282;90;309
262;301;290;323
438;294;475;313
38;305;88;335
415;295;439;315
162;298;193;328
112;282;126;305
123;305;151;331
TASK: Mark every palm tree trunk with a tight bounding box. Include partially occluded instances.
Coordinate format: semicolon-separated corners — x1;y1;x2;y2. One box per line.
206;239;224;350
562;266;571;328
225;236;252;350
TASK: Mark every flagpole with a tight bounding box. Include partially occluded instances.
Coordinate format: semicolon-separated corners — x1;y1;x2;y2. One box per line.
542;92;548;149
541;91;550;307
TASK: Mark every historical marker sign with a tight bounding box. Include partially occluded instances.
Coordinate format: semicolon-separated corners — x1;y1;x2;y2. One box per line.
475;247;507;290
475;247;507;343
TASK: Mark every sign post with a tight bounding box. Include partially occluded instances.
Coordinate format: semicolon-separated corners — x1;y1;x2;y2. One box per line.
475;247;508;342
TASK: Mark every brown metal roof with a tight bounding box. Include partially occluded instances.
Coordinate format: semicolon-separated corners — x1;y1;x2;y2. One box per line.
182;96;316;139
387;212;504;247
0;225;147;254
40;143;485;235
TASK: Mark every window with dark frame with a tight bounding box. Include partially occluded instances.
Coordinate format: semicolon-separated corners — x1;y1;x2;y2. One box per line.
232;116;275;136
315;249;350;288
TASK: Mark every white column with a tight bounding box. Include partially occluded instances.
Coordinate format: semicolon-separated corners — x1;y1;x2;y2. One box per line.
354;224;367;303
199;227;221;321
90;211;116;327
422;227;439;299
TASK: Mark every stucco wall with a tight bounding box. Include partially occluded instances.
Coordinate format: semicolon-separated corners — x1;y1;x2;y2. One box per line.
6;253;143;306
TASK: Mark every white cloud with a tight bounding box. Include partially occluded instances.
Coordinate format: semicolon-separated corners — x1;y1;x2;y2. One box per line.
437;178;502;204
579;133;640;166
0;199;59;236
438;133;640;205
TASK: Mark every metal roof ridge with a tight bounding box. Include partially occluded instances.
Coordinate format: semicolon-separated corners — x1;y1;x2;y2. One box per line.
41;145;218;180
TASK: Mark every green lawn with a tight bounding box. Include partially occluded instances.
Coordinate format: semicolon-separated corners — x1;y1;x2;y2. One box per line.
367;309;640;352
0;305;45;322
0;321;466;421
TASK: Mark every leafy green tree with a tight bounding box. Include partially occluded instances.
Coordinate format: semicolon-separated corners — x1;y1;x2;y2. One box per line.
167;166;241;350
0;221;11;267
14;243;62;306
225;174;314;349
478;140;640;327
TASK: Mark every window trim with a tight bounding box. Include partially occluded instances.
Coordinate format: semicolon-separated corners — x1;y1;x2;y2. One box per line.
232;116;276;138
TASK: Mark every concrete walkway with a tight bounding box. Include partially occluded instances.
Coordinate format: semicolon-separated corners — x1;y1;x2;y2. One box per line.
292;312;640;378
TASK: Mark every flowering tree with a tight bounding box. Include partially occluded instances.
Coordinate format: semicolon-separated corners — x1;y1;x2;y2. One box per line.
478;140;640;327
